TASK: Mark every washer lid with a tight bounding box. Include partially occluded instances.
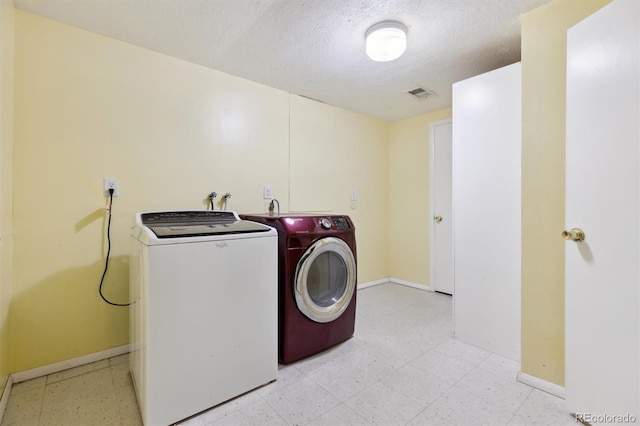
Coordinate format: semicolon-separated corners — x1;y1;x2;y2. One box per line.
140;211;271;238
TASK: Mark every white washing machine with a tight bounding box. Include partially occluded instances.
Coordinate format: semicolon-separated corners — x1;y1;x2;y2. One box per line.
129;210;278;425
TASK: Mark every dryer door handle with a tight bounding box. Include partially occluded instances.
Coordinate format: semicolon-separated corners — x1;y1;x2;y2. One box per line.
298;246;316;265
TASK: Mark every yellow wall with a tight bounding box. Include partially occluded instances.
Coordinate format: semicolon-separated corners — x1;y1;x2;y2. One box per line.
12;11;389;372
520;0;611;386
388;109;452;286
290;95;390;283
0;0;14;392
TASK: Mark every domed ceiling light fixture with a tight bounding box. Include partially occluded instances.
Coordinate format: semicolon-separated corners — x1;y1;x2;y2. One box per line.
365;21;407;62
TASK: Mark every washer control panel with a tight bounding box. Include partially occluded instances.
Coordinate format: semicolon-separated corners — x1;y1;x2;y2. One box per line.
141;210;237;225
139;210;271;239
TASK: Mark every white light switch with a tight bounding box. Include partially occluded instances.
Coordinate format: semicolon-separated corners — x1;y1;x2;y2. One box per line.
351;189;357;201
263;185;272;199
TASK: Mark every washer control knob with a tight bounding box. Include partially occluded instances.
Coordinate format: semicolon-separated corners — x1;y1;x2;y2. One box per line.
320;218;332;229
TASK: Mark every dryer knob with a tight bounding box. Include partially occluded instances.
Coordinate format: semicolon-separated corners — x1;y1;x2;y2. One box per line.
320;218;332;229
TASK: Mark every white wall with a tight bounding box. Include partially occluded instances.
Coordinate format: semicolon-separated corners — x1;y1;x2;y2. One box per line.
452;62;522;361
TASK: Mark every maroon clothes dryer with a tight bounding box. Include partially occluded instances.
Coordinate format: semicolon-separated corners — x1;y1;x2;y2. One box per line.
240;214;357;364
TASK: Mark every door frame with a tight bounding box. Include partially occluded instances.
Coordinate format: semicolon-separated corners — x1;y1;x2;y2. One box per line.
429;118;453;293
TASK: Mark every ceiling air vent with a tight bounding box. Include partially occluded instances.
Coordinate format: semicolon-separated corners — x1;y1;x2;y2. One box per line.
407;87;436;100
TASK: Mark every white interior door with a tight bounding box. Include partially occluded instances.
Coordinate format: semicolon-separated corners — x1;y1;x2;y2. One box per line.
565;0;639;420
431;119;453;295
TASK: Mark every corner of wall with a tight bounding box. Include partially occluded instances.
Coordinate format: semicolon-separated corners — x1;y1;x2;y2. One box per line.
0;0;15;392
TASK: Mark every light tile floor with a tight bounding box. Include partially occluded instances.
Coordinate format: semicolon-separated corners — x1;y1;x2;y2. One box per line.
1;283;576;426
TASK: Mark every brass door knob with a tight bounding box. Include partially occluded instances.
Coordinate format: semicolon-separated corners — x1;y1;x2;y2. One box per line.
434;215;443;223
562;228;585;242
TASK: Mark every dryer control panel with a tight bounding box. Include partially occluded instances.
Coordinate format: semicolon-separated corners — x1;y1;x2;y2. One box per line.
332;216;351;230
313;216;352;231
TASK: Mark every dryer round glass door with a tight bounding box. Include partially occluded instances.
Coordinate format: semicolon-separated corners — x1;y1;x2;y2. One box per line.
294;237;356;323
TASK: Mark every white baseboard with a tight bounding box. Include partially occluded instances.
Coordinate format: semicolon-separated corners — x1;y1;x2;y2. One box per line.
358;278;432;291
358;278;390;289
517;371;565;399
389;277;431;291
11;344;129;384
0;376;13;425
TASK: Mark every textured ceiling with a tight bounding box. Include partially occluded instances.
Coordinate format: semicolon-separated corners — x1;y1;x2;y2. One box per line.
12;0;551;121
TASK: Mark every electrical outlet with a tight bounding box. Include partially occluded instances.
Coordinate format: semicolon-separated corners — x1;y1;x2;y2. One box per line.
103;178;120;197
264;185;272;199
